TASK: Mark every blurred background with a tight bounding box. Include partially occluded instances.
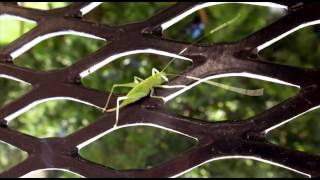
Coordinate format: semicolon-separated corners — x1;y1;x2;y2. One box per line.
0;2;319;178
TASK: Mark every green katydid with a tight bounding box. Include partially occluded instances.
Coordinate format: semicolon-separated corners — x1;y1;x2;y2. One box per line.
103;13;264;127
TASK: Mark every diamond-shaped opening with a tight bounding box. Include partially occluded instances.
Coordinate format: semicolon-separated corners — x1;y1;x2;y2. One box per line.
180;158;305;178
267;108;320;155
0;77;32;108
164;3;286;44
166;76;299;122
83;2;174;26
18;2;71;10
13;35;106;71
81;53;192;93
0;17;36;48
8;100;103;138
0;141;28;173
259;25;320;68
23;169;82;178
79;126;197;170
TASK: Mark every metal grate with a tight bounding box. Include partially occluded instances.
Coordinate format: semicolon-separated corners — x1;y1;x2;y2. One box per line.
0;2;320;178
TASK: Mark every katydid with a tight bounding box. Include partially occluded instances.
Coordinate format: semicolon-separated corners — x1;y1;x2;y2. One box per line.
103;13;264;127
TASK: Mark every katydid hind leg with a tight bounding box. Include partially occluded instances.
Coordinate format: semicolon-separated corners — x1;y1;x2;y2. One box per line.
166;73;263;96
185;76;264;96
103;83;137;112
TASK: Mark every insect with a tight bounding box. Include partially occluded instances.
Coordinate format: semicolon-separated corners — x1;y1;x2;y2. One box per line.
103;13;264;127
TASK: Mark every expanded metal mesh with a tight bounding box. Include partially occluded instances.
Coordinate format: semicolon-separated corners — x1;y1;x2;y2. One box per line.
0;2;320;178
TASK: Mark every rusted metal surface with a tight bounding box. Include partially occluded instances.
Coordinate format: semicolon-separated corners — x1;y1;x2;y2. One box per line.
0;2;320;178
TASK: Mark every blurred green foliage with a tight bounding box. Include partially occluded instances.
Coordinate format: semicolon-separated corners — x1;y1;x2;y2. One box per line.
0;79;32;108
0;142;27;173
20;2;70;10
260;25;320;68
84;2;174;26
164;3;285;44
14;36;105;71
8;100;103;138
0;2;319;178
0;19;35;48
80;126;196;170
